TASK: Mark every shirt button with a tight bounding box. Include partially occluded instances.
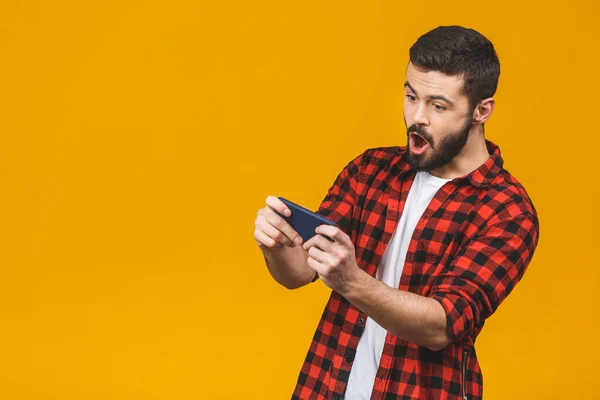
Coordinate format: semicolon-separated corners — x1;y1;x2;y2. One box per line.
358;318;365;325
345;356;353;363
333;396;340;400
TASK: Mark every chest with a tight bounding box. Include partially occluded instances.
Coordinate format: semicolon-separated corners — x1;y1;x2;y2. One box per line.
351;172;485;291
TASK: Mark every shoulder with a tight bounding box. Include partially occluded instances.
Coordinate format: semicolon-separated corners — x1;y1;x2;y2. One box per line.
484;168;539;227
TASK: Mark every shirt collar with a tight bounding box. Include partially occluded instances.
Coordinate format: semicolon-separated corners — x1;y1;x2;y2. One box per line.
398;139;504;188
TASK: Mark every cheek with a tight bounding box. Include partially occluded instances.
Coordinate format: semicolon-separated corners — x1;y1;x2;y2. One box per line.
427;117;454;142
431;113;461;132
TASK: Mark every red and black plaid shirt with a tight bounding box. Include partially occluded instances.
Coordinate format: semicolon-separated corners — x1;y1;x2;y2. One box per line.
292;140;539;400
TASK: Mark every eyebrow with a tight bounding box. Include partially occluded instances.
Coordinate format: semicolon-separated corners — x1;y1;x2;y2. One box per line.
404;81;455;107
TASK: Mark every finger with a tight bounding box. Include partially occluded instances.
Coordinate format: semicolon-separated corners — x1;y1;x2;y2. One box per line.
302;235;318;250
263;209;303;246
306;255;326;276
266;195;291;217
255;217;295;246
303;234;333;252
302;232;327;250
254;229;282;249
315;225;347;245
307;246;333;264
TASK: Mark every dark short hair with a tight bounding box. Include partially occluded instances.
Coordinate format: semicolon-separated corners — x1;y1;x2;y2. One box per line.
409;26;500;108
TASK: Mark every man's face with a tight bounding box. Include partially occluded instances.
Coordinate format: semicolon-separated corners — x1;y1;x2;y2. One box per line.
403;62;475;171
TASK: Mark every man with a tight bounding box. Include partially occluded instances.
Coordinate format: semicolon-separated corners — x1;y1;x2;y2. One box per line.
254;26;539;400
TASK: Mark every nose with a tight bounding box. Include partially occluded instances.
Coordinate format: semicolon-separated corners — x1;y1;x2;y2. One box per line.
412;104;429;126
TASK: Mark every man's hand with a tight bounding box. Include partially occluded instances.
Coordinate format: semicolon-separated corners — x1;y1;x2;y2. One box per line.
302;225;363;293
254;196;303;250
255;196;316;289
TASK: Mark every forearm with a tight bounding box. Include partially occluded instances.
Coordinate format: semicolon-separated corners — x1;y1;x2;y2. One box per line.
342;269;451;351
262;245;315;289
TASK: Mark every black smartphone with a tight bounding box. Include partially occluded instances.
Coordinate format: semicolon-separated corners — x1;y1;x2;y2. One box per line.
277;197;336;242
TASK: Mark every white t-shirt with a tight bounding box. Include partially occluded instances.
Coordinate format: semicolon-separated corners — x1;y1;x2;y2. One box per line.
344;170;451;400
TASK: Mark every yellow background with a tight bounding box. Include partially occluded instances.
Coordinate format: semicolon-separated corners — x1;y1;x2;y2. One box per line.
0;1;598;399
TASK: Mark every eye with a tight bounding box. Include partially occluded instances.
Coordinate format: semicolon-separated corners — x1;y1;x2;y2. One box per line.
433;103;446;111
405;94;417;102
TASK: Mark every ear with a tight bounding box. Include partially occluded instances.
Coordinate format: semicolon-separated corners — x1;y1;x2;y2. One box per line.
472;97;495;125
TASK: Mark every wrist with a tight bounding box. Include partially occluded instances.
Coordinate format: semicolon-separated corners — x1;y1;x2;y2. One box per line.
340;267;372;299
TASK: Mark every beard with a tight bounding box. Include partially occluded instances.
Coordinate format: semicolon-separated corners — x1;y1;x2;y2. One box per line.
405;115;473;171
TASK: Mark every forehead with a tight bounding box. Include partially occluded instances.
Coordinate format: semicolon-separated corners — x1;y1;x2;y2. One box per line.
405;62;467;103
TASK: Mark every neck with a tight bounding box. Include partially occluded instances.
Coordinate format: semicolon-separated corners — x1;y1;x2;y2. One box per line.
428;127;490;180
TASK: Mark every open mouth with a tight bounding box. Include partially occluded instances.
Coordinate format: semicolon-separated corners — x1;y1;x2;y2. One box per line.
409;132;430;155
